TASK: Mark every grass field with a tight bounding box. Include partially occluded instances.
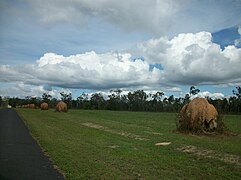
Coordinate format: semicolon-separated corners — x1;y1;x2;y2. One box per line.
17;109;241;179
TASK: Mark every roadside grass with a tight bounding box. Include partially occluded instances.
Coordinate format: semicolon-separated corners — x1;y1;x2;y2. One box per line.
17;109;241;179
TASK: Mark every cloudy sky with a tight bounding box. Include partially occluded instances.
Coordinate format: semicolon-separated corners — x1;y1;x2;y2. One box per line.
0;0;241;99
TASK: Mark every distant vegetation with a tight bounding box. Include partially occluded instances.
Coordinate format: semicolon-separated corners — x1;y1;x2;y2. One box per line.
1;86;241;114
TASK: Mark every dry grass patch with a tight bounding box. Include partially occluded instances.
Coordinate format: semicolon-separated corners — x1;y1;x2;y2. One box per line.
155;142;171;146
177;145;241;166
81;122;149;141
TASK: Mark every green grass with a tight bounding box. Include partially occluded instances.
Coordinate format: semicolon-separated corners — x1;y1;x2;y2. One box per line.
17;109;241;179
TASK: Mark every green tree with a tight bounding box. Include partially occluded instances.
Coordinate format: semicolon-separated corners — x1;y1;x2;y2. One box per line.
25;96;31;104
184;86;200;104
221;98;229;113
189;86;200;96
107;89;123;110
49;98;58;108
42;93;52;104
232;86;241;112
25;96;39;105
77;93;90;109
150;91;164;111
127;90;147;111
0;96;2;107
184;93;190;104
90;93;105;110
173;97;184;112
162;95;175;112
233;86;241;99
60;92;72;108
76;95;84;109
168;95;174;104
8;97;21;108
152;92;164;102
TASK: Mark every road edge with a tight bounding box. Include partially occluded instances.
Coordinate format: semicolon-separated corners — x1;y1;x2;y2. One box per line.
15;108;66;179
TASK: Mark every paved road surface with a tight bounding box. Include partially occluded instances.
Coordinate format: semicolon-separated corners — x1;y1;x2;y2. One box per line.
0;108;64;180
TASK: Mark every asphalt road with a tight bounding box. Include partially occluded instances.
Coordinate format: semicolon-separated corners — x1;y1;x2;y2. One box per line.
0;108;64;180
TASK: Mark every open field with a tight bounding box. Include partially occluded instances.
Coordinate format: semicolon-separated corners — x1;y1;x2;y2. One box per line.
17;109;241;179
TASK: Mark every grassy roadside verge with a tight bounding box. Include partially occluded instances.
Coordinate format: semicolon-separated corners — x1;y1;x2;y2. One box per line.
17;109;241;179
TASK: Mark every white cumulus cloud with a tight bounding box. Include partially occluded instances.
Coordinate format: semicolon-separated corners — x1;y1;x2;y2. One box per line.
1;31;241;96
191;91;225;100
0;51;162;90
234;26;241;47
134;31;241;86
0;82;65;99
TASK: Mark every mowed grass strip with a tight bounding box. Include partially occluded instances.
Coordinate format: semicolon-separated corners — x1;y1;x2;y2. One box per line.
17;109;241;179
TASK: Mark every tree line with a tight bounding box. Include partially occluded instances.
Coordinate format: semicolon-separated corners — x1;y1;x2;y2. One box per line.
1;86;241;114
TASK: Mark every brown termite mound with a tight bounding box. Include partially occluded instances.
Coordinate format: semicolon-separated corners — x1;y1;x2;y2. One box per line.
40;102;48;110
56;101;67;112
178;98;219;133
29;104;36;109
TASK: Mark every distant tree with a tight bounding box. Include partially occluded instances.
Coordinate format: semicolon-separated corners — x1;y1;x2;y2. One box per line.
183;86;200;104
168;95;175;104
228;96;238;113
24;96;39;106
0;96;2;107
76;95;84;109
232;86;241;112
3;88;239;113
49;98;58;108
8;97;20;108
30;97;38;105
127;90;148;111
162;95;176;112
119;94;129;111
233;86;241;99
173;97;184;112
107;89;124;110
221;98;229;113
184;93;190;104
210;99;223;113
152;92;164;102
189;86;200;96
163;97;168;104
90;93;105;110
60;92;72;108
208;96;229;113
77;93;90;109
1;97;8;107
42;93;52;104
150;91;164;111
25;96;31;104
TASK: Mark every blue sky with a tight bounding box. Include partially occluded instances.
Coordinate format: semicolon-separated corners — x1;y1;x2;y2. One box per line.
0;0;241;99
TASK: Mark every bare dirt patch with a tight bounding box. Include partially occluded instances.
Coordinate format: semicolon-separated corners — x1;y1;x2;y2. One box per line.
144;131;163;135
177;145;241;166
82;122;149;141
155;142;171;146
108;145;120;149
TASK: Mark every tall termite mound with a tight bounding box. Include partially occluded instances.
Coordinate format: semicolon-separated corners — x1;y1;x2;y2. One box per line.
56;101;67;112
178;98;219;133
40;102;48;110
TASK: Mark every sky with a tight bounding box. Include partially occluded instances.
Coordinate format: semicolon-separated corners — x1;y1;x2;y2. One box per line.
0;0;241;99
